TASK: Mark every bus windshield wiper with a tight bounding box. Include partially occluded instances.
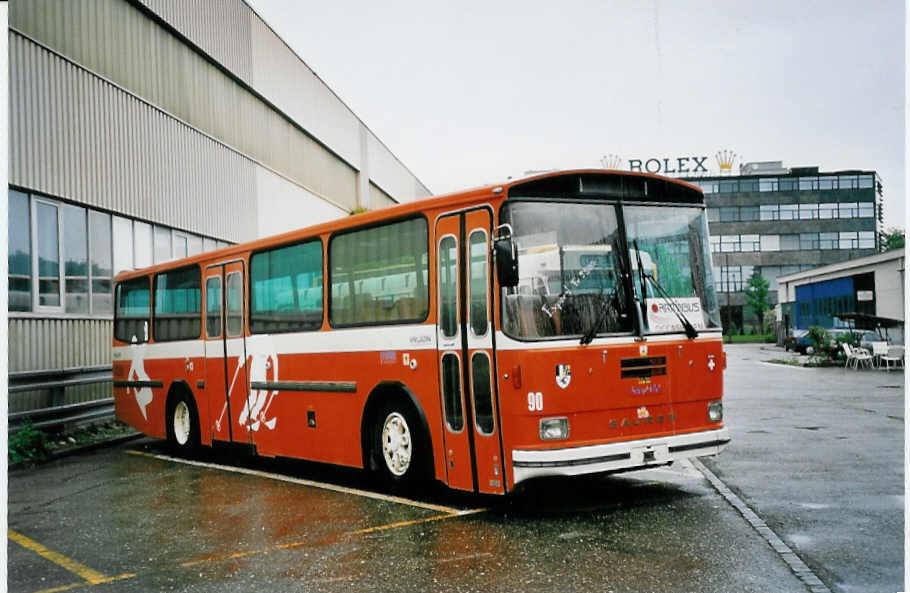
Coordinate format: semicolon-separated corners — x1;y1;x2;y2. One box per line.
579;294;608;345
632;240;699;339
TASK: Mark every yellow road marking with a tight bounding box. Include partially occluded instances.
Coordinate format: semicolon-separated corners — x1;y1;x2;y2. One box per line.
8;529;135;592
127;449;465;514
348;508;487;536
32;574;134;593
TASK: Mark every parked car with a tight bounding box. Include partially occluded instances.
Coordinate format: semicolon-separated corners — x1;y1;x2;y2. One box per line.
784;329;814;354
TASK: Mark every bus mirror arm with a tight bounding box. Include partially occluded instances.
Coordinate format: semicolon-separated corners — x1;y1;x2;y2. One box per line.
493;224;519;288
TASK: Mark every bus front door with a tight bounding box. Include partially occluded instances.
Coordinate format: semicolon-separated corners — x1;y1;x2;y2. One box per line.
203;261;252;445
436;209;506;494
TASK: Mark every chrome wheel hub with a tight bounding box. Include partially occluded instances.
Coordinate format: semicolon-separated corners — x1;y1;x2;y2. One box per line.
174;401;191;445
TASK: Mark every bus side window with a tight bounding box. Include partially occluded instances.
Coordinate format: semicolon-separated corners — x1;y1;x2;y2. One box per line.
115;276;150;343
154;266;202;342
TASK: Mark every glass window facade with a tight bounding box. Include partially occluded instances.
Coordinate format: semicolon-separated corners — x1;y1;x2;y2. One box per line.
9;190;227;316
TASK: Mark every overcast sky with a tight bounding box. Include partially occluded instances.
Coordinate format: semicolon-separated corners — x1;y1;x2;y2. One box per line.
248;0;905;228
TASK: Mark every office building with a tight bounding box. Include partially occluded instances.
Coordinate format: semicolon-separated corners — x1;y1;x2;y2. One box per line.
683;161;882;332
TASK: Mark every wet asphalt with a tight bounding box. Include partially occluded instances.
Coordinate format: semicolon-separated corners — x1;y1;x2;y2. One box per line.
7;344;904;593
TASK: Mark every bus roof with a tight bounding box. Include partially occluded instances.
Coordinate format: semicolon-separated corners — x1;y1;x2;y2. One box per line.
114;169;702;282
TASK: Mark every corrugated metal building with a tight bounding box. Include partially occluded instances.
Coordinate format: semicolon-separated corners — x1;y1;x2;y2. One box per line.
8;0;432;412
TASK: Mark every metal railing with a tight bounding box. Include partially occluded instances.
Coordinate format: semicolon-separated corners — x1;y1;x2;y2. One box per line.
9;365;113;434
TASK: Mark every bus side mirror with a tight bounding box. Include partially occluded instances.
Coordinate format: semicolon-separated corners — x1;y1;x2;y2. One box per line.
493;225;519;288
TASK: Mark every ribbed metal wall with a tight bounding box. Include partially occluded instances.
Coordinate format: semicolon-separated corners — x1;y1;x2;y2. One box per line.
10;0;359;211
137;0;432;202
369;182;397;209
8;318;112;372
9;31;258;240
135;0;254;84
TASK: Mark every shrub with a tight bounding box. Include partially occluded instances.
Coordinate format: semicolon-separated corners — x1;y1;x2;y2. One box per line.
9;422;49;464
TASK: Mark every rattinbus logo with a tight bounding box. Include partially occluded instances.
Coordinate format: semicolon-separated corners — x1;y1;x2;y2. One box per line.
652;301;701;314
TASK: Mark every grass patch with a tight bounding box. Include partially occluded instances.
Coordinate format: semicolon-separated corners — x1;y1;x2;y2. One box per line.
728;334;776;343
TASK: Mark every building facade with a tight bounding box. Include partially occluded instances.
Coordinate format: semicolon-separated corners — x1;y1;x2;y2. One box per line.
683;161;882;332
8;0;431;412
776;249;904;343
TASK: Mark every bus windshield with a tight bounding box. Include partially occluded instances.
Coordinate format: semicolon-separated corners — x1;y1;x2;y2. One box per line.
501;201;720;340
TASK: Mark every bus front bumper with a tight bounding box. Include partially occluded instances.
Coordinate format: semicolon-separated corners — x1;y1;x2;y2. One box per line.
511;427;730;485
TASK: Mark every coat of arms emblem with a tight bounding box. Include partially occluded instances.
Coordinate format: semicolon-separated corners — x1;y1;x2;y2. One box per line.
555;364;572;389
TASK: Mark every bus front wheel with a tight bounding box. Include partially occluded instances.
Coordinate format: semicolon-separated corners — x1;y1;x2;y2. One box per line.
167;392;199;453
371;399;428;492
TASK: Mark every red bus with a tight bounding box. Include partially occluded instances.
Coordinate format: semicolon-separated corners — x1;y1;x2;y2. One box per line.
112;169;728;494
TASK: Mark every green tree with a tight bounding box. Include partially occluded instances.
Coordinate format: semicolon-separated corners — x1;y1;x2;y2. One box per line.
880;227;904;251
744;270;770;333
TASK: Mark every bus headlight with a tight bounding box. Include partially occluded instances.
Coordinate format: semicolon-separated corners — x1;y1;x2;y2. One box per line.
539;417;569;441
708;401;723;422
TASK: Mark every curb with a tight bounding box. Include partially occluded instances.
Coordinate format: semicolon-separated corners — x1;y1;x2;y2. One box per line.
9;432;145;472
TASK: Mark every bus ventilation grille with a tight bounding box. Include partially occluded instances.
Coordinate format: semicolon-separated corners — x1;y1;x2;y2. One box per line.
620;356;667;379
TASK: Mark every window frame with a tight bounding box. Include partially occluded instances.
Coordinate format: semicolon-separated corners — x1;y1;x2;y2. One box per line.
249;237;325;335
327;214;430;329
152;264;203;342
32;196;65;313
467;229;490;339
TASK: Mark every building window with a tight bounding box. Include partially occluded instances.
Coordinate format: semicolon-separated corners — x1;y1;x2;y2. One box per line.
760;266;781;290
706;208;719;223
760;235;780;252
779;204;798;220
819;232;838;250
779;178;798;191
720;207;739;222
90;211;113;314
113;216;134;275
780;234;800;251
740;206;759;221
799;233;819;250
720;235;740;252
858;175;874;188
759;178;779;192
818;176;837;190
798;177;819;191
838;203;858;218
839;231;858;249
858;202;874;218
741;234;760;252
858;231;875;249
710;236;721;253
760;204;779;221
35;200;62;308
838;175;858;190
739;179;759;192
154;225;172;264
9;190;31;311
63;205;89;314
799;204;818;220
8;190;227;317
818;203;838;219
718;180;738;193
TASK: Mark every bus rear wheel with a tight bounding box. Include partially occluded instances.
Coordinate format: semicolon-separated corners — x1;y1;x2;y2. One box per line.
167;392;199;453
371;399;428;492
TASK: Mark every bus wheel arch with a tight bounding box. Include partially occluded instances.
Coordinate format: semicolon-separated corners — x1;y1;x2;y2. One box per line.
361;382;433;489
165;380;200;452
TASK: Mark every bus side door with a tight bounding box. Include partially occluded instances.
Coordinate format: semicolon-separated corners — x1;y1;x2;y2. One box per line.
203;261;252;444
436;209;506;494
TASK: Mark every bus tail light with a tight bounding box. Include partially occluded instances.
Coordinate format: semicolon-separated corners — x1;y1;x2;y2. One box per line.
707;401;723;422
539;417;569;441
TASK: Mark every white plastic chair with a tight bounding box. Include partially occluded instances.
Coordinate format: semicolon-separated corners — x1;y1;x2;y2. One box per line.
871;342;889;367
880;346;904;372
843;343;872;369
